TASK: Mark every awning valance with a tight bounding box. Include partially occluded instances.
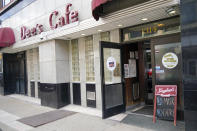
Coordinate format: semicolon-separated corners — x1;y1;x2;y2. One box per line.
92;0;112;21
0;27;15;47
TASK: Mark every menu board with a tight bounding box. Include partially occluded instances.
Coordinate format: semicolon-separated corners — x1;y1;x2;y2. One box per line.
156;96;175;120
153;85;177;126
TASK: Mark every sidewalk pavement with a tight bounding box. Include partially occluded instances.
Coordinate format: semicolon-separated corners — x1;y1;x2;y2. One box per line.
0;95;184;131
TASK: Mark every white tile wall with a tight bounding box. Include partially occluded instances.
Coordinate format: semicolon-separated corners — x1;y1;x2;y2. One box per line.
39;39;70;83
55;40;69;61
56;60;70;83
40;60;56;83
39;40;56;62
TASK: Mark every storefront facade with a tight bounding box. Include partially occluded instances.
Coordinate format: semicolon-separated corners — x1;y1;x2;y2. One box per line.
0;0;196;130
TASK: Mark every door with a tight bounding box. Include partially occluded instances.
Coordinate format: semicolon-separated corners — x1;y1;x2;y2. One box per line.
4;52;27;95
154;43;182;85
100;41;125;118
16;55;26;94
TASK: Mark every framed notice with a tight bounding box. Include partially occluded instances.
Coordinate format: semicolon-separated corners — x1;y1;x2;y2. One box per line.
153;85;177;126
129;59;136;77
124;64;129;78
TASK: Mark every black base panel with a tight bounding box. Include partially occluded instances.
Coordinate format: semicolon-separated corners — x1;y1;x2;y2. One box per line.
30;81;35;97
40;83;70;109
73;83;81;105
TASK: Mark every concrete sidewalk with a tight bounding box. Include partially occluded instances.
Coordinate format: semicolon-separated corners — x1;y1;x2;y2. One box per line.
0;95;184;131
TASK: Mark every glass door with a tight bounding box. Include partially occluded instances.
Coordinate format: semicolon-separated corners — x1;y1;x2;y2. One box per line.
100;41;125;118
154;43;182;85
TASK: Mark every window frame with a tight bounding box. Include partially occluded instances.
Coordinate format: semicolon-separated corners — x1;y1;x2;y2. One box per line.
85;36;95;82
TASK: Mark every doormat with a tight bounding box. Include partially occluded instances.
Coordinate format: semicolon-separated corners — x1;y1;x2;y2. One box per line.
133;105;153;116
18;110;76;127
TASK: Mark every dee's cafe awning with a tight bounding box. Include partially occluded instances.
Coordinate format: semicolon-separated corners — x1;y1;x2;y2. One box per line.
92;0;112;21
0;27;15;47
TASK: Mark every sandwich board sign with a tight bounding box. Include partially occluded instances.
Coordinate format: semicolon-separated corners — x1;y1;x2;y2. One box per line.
153;85;177;126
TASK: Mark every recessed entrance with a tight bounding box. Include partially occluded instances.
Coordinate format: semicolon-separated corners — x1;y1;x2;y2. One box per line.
100;35;184;122
122;41;153;116
3;52;27;95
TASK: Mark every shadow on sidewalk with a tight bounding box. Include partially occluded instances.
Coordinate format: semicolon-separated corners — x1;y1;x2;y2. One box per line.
121;114;185;131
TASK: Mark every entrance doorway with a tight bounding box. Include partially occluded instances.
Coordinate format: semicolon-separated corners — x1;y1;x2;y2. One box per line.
3;52;27;95
100;34;183;120
122;41;153;116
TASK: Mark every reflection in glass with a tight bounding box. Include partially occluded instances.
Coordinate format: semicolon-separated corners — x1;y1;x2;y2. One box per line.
155;43;182;82
103;48;121;84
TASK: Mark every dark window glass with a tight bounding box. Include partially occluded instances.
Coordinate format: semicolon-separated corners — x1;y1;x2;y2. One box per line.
122;17;180;42
182;2;197;25
189;61;196;76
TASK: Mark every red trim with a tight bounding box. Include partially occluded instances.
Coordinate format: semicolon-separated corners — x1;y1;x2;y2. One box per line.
174;95;177;126
0;27;15;47
155;85;177;97
153;94;157;123
91;0;112;21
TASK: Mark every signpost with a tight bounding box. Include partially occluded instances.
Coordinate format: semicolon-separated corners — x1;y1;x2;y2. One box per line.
153;85;177;126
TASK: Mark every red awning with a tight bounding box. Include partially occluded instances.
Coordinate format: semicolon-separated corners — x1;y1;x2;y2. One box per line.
92;0;112;21
0;27;15;47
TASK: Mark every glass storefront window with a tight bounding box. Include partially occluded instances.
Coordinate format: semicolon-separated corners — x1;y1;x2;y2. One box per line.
101;32;110;41
3;0;11;6
72;39;80;81
85;36;95;82
122;17;180;42
104;48;121;84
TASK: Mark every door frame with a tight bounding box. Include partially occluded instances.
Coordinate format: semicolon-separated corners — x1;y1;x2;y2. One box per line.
100;41;126;118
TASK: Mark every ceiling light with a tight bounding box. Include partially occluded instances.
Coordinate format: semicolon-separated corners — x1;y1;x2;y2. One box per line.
158;23;165;27
141;18;148;21
81;34;85;36
169;10;176;15
118;24;123;27
166;7;176;15
98;30;102;32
